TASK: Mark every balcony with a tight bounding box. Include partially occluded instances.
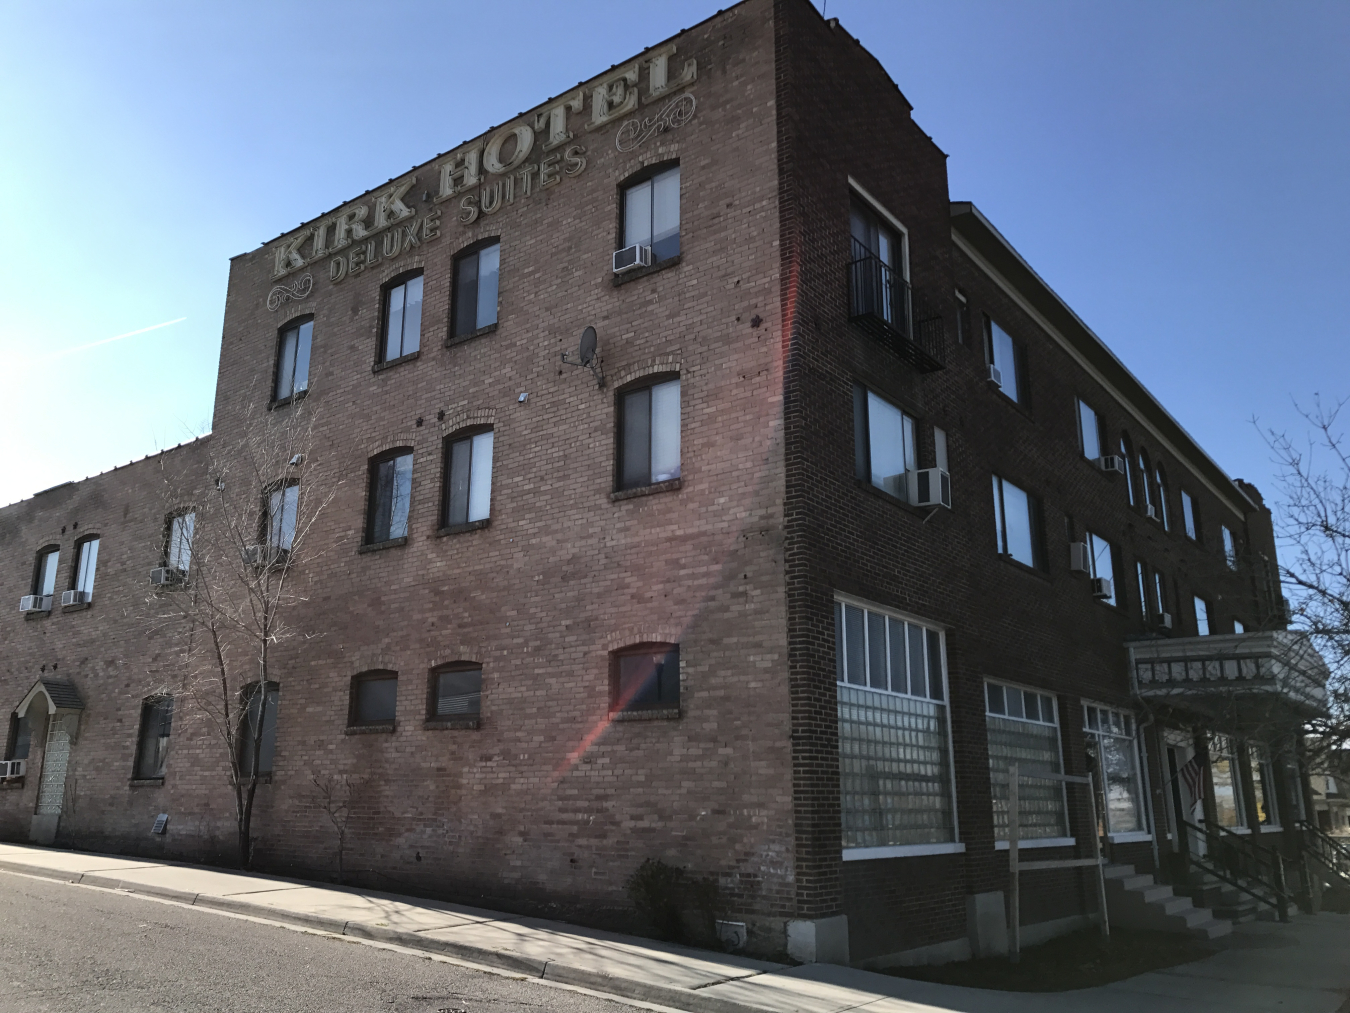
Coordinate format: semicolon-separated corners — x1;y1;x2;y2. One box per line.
847;242;945;373
1129;631;1329;727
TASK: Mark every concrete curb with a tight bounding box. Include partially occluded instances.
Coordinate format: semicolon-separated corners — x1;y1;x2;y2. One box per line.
0;861;780;1013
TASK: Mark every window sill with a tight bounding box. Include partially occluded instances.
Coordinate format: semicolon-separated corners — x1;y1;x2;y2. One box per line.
986;381;1032;419
61;602;91;613
0;778;26;789
611;707;681;722
843;842;966;861
436;519;490;537
424;717;480;730
345;723;395;735
373;350;420;373
269;389;308;411
996;553;1052;582
129;777;165;787
611;254;681;287
23;610;50;621
359;536;408;554
611;478;682;502
995;837;1076;851
232;773;273;785
853;478;933;518
1259;825;1283;833
445;322;498;348
1107;832;1153;844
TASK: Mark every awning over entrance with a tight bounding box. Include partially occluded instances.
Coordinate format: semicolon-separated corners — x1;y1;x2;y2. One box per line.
1129;631;1329;727
15;678;85;718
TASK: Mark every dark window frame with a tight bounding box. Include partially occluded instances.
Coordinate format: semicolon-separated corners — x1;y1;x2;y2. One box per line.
992;474;1048;572
272;314;314;406
983;314;1027;406
5;711;32;762
609;642;681;715
349;670;399;728
163;509;197;572
377;270;425;366
617;159;682;264
954;288;969;345
260;480;300;552
31;544;61;597
439;426;494;530
615;371;682;493
449;237;502;341
69;533;100;596
132;695;174;781
426;662;483;722
237;680;280;778
364;447;415;546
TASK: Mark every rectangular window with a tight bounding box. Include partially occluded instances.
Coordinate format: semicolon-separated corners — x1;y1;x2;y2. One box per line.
835;600;954;850
73;537;99;599
986;318;1021;402
1222;525;1238;569
955;289;969;344
854;385;916;500
623;165;680;262
381;275;423;362
849;200;908;330
611;644;680;713
1249;745;1279;827
167;512;195;574
1209;735;1245;829
1194;596;1210;635
1234;618;1246;634
134;696;173;780
366;452;413;544
431;666;482;718
1121;436;1136;505
34;547;59;597
238;683;278;777
1137;562;1149;619
1153;570;1167;616
1155;467;1171;531
6;712;31;761
1077;399;1101;460
452;243;500;337
274;319;312;402
619;377;680;490
1181;490;1198;541
266;484;299;551
934;427;949;472
443;431;494;528
992;475;1043;569
1087;531;1116;605
351;672;398;726
985;681;1068;841
1083;704;1146;835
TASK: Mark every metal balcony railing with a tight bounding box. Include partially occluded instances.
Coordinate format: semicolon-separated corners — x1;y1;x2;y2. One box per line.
847;241;945;372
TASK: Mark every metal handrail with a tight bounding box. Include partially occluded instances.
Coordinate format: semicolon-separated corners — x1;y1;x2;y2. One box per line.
1181;819;1290;921
1297;819;1350;887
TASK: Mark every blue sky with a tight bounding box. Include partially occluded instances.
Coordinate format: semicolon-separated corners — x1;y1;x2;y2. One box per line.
1;1;1346;511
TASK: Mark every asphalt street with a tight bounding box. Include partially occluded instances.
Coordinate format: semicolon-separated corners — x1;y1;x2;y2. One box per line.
0;872;645;1013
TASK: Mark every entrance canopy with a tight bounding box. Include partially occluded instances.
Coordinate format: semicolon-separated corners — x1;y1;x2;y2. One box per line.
15;678;85;718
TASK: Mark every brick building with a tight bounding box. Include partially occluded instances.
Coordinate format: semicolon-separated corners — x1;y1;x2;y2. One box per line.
0;0;1328;966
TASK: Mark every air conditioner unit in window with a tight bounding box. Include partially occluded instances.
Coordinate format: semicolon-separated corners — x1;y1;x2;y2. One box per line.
60;590;89;607
1097;455;1125;474
1157;612;1173;630
1091;577;1113;600
150;567;186;587
0;760;24;778
243;545;290;567
1069;542;1091;574
1145;504;1159;521
987;364;1003;387
612;244;652;274
908;468;951;509
18;595;51;613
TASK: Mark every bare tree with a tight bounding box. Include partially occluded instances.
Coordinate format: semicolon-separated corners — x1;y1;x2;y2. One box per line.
310;774;362;883
145;395;338;867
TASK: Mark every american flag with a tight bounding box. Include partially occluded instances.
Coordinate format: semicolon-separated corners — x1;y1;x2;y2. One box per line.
1179;755;1206;801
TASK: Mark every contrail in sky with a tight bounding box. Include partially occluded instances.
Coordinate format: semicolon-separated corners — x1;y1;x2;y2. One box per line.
46;317;187;360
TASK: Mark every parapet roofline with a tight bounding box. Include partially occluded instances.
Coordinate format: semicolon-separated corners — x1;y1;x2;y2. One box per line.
4;435;213;511
950;201;1258;521
236;0;757;262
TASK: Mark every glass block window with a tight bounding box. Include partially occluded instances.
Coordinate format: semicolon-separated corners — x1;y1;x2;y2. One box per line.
985;681;1067;840
1083;703;1145;835
835;600;953;849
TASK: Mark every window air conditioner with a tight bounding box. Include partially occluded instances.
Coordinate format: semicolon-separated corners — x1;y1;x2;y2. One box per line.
908;468;951;509
0;760;24;778
1090;577;1113;599
18;595;51;613
612;244;652;274
150;567;185;586
1068;542;1091;574
987;364;1003;387
1096;455;1125;474
60;590;89;607
243;545;288;566
1157;612;1173;631
1145;504;1159;521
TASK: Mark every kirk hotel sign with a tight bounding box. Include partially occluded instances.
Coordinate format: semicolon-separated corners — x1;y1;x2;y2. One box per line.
267;45;698;295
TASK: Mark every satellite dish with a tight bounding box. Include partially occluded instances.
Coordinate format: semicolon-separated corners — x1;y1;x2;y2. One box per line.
578;326;597;366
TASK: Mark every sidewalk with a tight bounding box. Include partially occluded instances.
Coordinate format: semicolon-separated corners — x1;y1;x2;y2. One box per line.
0;842;1345;1013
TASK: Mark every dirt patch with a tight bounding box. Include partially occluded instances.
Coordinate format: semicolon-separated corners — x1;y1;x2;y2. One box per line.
880;927;1218;992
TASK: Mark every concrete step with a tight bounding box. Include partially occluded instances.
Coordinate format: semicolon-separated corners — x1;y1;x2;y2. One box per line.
1105;863;1235;940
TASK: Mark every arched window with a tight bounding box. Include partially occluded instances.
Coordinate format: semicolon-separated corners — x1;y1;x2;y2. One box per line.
69;535;100;604
1119;434;1136;506
274;316;312;403
428;663;482;722
1154;465;1170;530
441;428;493;529
365;449;413;545
1136;448;1154;512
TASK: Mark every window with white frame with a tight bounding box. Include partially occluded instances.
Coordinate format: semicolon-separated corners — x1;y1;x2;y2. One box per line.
1194;596;1210;636
985;317;1022;402
835;599;955;851
442;429;493;528
166;511;195;575
1181;490;1199;541
623;165;680;262
1209;734;1245;829
618;376;680;490
854;385;916;500
992;475;1043;569
1086;531;1116;605
1077;399;1101;461
985;681;1068;841
1222;525;1238;570
72;536;99;601
1083;704;1146;836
